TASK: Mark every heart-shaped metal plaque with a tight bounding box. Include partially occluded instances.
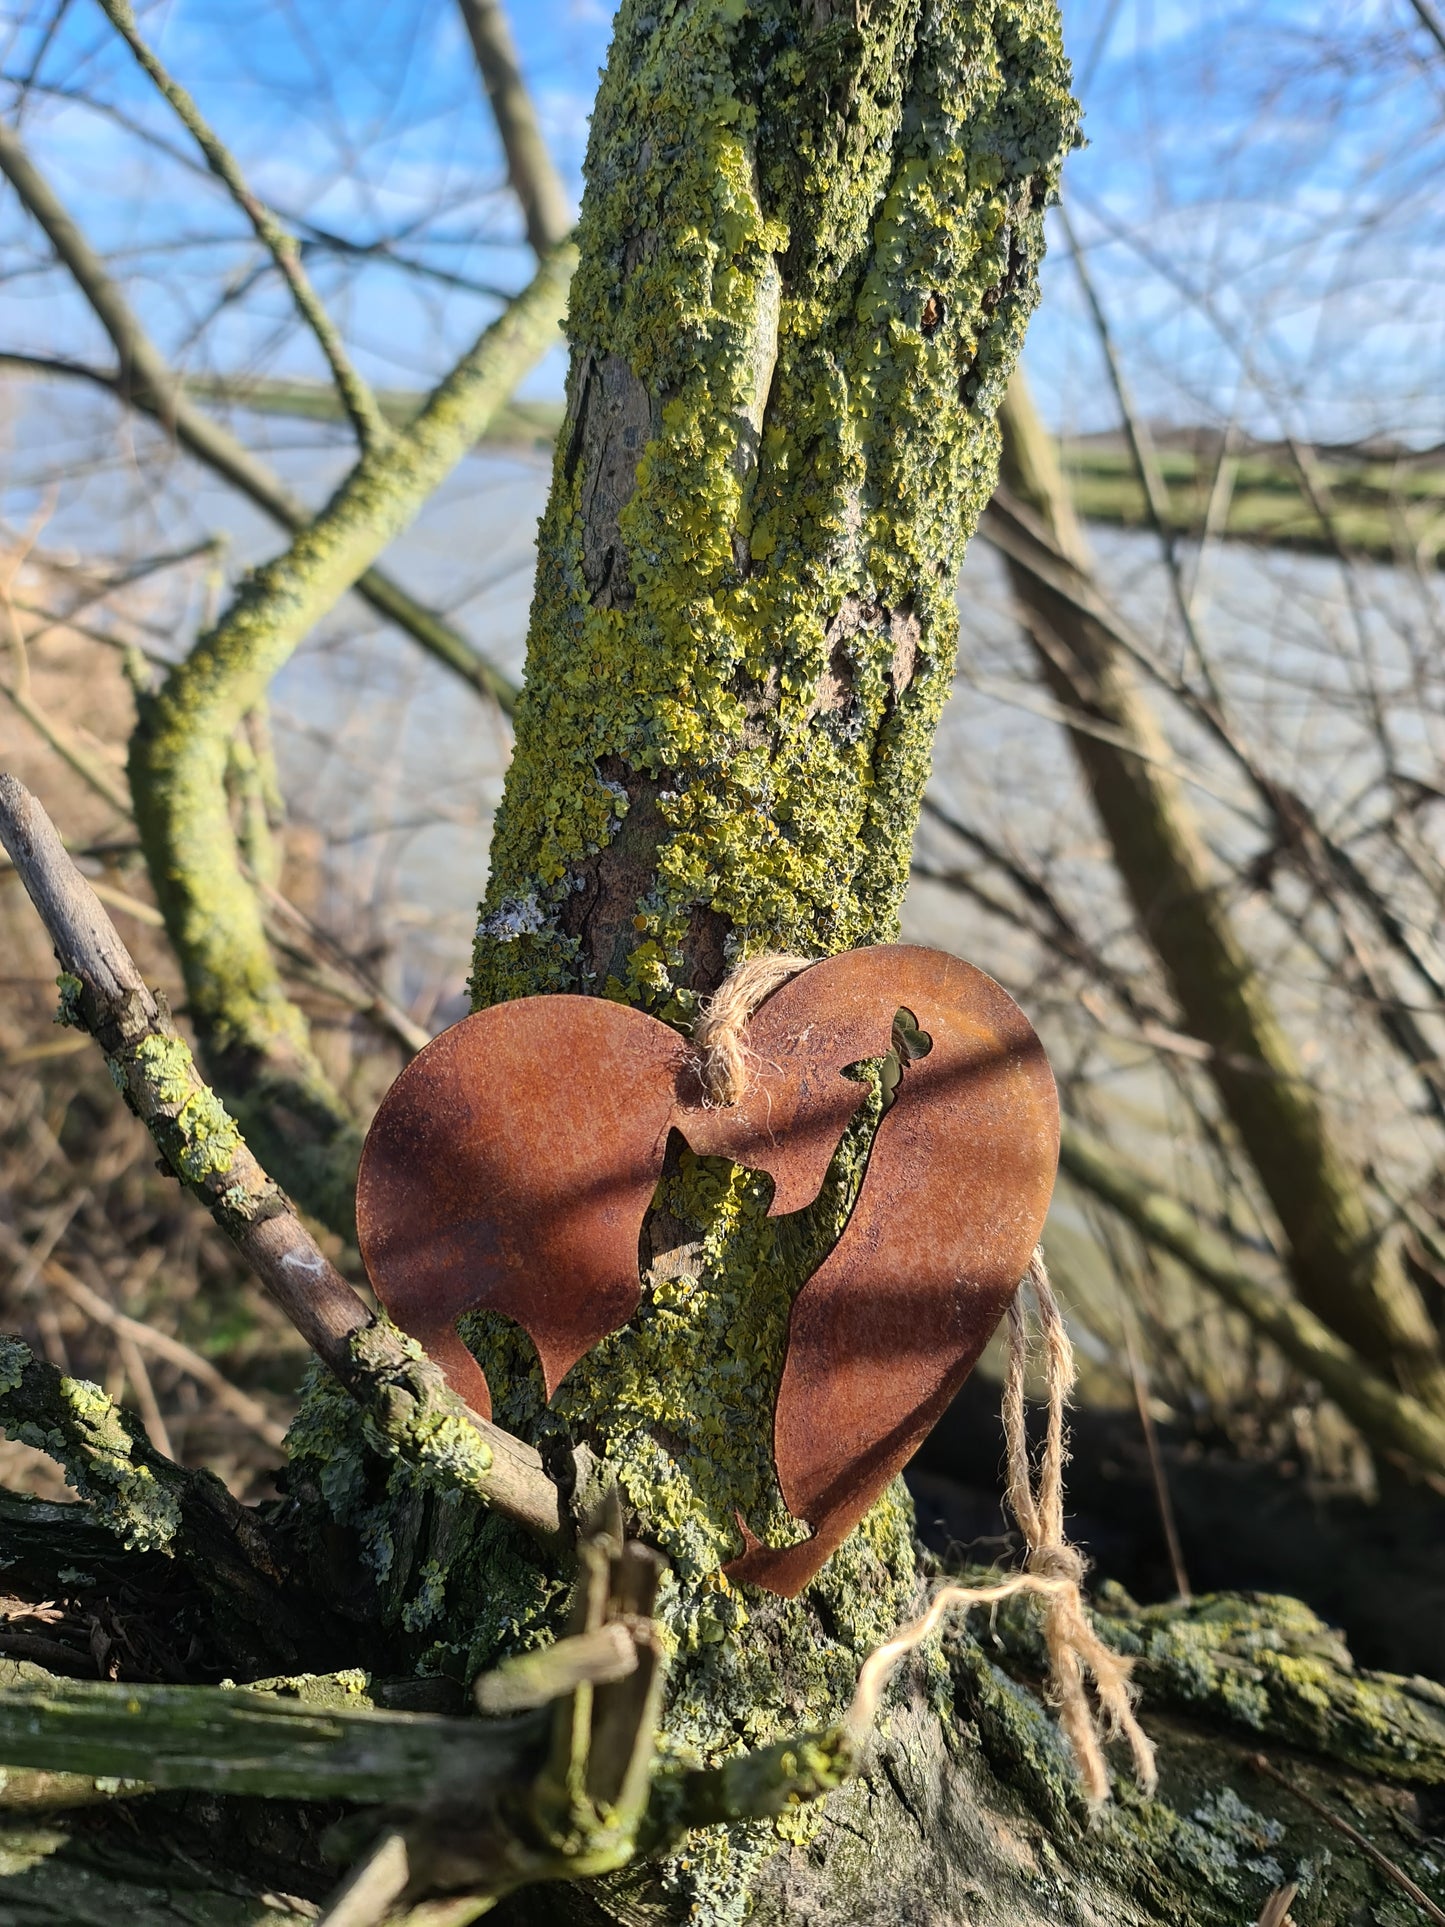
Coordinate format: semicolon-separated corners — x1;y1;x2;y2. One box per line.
355;945;1058;1595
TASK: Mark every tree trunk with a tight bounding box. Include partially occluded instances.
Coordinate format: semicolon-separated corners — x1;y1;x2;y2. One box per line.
459;0;1075;1909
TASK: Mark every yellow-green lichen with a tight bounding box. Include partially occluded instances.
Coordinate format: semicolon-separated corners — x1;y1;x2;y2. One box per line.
0;1362;182;1556
472;0;1076;1016
129;1032;197;1108
54;972;85;1030
1095;1589;1445;1784
108;1033;247;1189
234;1668;373;1709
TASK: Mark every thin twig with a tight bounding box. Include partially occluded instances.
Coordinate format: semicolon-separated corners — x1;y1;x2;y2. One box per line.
316;1831;411;1927
1408;0;1445;59
1123;1314;1191;1601
39;1246;290;1451
94;0;387;453
1256;1884;1299;1927
1058;203;1224;705
260;878;431;1055
991;420;1445;1031
1247;1753;1445;1926
7;1189;87;1303
0;675;133;817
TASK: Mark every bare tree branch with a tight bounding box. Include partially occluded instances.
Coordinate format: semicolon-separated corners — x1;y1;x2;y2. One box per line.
993;373;1445;1413
1058;1120;1445;1478
1407;0;1445;62
0;773;567;1550
0;119;521;712
456;0;573;256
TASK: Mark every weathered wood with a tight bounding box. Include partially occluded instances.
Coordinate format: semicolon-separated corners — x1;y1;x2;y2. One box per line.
0;1675;547;1802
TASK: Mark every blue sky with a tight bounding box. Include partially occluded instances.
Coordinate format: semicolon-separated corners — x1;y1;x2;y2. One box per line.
2;0;1443;443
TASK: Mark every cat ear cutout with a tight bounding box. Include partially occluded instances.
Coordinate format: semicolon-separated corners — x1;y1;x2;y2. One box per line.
354;947;1058;1594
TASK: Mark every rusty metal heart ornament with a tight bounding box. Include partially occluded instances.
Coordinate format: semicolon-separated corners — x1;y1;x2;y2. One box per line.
355;946;1059;1596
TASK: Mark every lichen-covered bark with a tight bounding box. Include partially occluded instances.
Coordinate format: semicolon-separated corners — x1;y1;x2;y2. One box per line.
434;0;1078;1917
471;0;1075;1013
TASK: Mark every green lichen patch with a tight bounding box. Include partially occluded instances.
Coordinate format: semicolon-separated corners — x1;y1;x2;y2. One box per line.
0;1357;181;1556
234;1668;373;1709
106;1032;247;1192
285;1351;569;1682
54;972;85;1030
981;1583;1445;1788
1097;1589;1445;1786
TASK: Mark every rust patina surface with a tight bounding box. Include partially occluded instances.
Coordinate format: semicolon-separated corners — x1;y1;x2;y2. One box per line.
355;947;1058;1595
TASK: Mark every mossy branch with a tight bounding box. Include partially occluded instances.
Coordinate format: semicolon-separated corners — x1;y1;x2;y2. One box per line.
0;1672;548;1803
0;117;521;711
0;774;567;1551
987;1584;1445;1787
0;1337;329;1673
125;243;573;1233
0;1557;855;1927
1059;1118;1445;1476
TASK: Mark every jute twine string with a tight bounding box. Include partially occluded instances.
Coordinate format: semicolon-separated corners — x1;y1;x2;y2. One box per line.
693;952;1158;1803
693;952;815;1105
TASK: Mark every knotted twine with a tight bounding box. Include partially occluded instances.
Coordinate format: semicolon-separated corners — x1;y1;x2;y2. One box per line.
693;953;1158;1804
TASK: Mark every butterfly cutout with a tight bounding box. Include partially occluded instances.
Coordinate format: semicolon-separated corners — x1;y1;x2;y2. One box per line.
354;945;1058;1595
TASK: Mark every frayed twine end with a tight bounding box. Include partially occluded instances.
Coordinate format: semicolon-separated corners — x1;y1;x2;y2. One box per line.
848;1248;1157;1805
692;952;814;1104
